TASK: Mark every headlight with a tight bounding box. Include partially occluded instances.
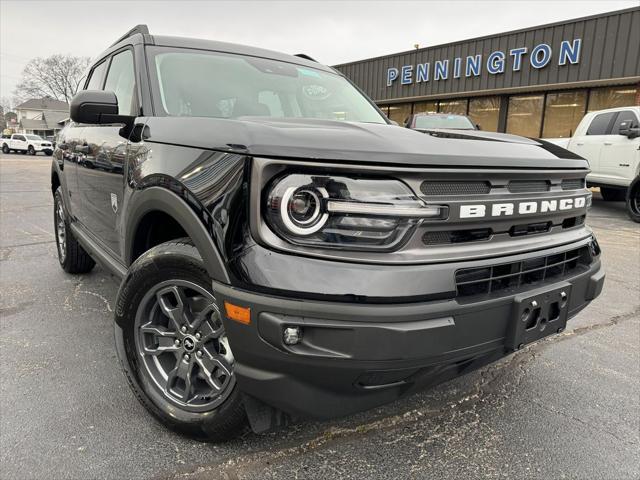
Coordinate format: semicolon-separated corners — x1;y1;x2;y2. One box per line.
264;173;446;251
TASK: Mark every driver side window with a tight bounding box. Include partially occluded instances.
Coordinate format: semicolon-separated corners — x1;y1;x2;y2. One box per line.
85;60;107;90
104;50;136;116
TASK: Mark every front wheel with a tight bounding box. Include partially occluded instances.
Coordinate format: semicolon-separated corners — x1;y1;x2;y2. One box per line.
28;145;36;155
114;239;246;440
626;179;640;223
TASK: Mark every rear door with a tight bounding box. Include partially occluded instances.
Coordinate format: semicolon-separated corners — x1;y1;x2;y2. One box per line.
574;111;617;175
76;48;137;257
600;109;640;184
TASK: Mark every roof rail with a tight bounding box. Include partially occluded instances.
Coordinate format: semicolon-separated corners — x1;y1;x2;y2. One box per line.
294;53;318;63
110;24;150;47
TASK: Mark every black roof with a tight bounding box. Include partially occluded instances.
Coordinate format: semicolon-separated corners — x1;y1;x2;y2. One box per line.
96;25;333;73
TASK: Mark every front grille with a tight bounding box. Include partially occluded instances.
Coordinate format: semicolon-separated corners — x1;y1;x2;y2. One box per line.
423;228;492;245
455;246;592;298
421;181;490;196
561;178;585;190
507;180;550;193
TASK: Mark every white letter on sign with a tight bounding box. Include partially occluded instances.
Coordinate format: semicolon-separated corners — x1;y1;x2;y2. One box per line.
559;198;574;210
460;205;486;218
519;202;538;214
492;203;514;216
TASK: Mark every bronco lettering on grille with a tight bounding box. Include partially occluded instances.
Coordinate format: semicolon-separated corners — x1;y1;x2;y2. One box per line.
460;196;587;218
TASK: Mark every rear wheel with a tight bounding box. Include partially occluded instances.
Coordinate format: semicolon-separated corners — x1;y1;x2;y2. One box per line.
626;179;640;223
600;187;625;201
54;187;95;273
1;144;8;154
114;239;246;440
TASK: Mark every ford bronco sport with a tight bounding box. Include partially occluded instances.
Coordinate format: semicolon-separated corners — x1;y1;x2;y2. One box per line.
51;25;605;440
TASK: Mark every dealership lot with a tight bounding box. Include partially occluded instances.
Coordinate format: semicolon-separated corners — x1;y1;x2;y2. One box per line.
0;153;638;479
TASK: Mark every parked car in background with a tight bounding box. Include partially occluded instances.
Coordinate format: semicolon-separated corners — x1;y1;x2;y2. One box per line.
2;133;54;155
405;113;480;130
546;106;640;222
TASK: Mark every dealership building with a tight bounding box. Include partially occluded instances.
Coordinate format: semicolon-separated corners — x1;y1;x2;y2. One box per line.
335;7;640;138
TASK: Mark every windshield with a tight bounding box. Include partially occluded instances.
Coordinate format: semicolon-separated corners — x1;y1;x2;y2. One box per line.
26;135;42;140
150;48;386;124
414;115;475;130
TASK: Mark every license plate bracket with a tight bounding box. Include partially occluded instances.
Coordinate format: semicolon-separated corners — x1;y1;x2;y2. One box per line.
506;283;572;351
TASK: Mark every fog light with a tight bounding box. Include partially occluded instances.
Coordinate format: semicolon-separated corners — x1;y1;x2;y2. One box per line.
283;326;302;345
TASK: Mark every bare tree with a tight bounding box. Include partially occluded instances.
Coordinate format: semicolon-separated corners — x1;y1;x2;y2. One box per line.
14;54;91;104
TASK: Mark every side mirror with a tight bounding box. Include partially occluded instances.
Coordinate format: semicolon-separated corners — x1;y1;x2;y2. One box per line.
618;120;640;139
475;123;481;130
70;90;119;124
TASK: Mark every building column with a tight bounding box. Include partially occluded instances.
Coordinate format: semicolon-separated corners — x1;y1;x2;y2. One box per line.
497;95;509;133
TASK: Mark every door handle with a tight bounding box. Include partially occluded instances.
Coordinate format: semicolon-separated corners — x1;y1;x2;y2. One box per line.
603;142;613;146
575;142;584;146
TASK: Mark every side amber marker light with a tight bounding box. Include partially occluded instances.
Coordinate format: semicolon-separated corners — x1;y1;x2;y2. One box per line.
224;301;251;324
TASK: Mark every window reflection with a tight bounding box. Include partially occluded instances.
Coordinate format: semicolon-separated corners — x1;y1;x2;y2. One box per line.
468;96;500;132
387;103;412;125
438;99;467;115
506;95;544;138
413;100;438;114
542;90;587;138
588;86;638;112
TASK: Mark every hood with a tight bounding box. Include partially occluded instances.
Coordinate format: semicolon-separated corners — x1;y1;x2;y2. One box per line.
142;116;588;169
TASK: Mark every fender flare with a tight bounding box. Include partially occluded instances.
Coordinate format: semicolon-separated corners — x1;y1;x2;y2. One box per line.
124;186;230;283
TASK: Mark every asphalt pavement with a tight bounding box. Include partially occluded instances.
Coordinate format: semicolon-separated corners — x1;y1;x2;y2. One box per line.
0;152;638;480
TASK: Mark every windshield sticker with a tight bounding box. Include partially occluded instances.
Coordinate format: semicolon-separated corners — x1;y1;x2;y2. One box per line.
297;67;321;78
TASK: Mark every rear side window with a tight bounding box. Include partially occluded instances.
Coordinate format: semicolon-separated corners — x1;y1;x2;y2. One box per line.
586;112;616;135
104;50;136;116
85;61;108;90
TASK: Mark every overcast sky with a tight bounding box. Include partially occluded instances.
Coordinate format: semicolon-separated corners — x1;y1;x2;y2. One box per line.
1;0;637;102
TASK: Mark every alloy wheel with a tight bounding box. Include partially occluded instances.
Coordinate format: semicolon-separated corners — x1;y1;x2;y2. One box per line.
55;200;67;263
134;280;235;412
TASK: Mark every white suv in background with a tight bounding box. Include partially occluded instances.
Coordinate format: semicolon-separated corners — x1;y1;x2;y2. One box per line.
1;134;54;156
548;106;640;222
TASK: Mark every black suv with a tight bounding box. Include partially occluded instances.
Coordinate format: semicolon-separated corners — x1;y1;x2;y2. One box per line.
52;26;604;440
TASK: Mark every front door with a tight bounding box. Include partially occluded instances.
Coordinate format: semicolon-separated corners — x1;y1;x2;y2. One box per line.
76;48;137;257
600;110;640;183
574;111;618;174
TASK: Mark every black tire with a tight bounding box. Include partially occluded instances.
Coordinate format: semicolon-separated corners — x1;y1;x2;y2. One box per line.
626;178;640;223
45;151;53;156
114;239;247;441
600;187;625;202
53;187;95;273
1;144;8;154
28;145;36;155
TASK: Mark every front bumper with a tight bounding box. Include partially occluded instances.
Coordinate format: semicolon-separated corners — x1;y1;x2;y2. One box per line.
215;238;604;419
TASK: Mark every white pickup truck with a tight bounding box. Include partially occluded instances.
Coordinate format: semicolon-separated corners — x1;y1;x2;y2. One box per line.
1;134;54;156
547;106;640;223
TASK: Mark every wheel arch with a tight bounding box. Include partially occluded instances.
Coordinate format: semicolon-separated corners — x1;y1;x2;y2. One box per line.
125;186;230;283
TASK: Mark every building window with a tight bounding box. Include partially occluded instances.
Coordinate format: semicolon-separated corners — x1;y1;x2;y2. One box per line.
542;90;587;138
413;100;438;114
387;103;412;125
468;96;500;132
438;99;467;115
588;86;638;112
506;94;544;138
